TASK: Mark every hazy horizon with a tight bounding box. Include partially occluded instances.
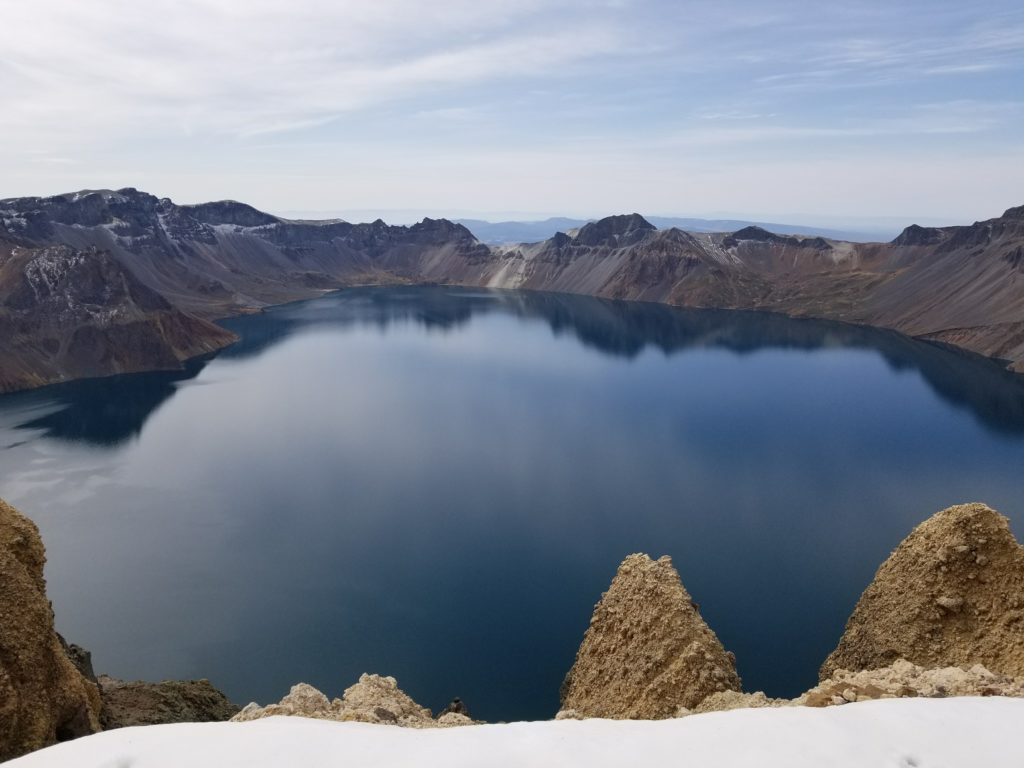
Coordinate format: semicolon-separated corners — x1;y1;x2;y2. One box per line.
2;1;1022;223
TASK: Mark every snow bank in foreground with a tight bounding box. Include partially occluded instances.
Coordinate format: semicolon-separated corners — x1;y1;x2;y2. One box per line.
11;697;1023;768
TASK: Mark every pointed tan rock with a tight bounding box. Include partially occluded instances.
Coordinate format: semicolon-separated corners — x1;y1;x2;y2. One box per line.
822;503;1024;680
560;553;741;719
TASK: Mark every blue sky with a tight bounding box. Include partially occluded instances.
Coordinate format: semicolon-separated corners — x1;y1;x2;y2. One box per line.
1;0;1022;226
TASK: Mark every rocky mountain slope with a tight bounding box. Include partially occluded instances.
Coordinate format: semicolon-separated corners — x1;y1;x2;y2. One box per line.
2;188;1022;392
476;209;1024;372
0;242;235;392
0;188;490;391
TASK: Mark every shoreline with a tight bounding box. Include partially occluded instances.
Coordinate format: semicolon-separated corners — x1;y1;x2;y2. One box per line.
2;280;1020;399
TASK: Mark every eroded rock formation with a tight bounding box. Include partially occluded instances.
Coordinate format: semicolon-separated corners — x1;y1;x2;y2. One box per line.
232;674;475;728
822;503;1024;680
559;553;741;719
0;498;101;761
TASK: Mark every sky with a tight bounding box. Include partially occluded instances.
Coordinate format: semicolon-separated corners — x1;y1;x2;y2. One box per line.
1;0;1023;226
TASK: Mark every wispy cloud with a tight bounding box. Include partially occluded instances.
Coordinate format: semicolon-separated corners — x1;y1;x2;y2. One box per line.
0;0;627;141
0;0;1021;220
751;13;1024;92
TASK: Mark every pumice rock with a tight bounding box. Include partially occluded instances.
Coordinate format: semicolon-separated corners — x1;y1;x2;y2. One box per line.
232;674;478;728
560;553;741;719
0;498;102;761
801;659;1024;707
822;503;1024;680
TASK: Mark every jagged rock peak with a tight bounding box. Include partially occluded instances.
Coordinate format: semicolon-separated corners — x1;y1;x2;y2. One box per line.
720;225;835;250
721;225;811;249
730;225;779;241
892;224;949;246
1003;204;1024;220
410;217;479;240
821;502;1024;680
573;213;655;246
0;498;102;760
560;553;741;719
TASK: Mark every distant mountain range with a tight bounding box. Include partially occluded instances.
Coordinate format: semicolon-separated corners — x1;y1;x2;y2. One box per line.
1;188;1022;393
455;217;891;245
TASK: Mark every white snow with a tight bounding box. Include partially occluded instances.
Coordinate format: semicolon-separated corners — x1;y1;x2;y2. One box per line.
9;697;1023;768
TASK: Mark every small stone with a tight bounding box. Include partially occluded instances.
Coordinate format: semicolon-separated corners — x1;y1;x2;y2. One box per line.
935;596;964;612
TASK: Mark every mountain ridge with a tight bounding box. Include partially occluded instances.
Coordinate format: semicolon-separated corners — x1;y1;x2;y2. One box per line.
2;188;1022;393
456;216;893;244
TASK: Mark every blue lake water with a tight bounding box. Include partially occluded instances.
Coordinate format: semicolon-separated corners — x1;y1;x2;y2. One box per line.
1;286;1023;722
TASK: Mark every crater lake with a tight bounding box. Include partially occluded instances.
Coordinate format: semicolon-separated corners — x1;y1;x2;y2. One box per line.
2;286;1024;722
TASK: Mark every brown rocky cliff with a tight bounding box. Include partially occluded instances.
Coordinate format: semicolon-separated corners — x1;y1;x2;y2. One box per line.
0;244;236;394
560;553;741;719
0;498;101;761
821;502;1024;680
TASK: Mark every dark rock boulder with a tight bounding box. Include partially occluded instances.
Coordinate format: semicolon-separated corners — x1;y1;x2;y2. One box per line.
98;676;240;729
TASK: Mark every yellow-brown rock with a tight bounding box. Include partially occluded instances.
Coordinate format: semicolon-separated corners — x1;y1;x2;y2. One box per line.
232;674;477;728
560;553;741;719
822;503;1024;680
0;498;101;761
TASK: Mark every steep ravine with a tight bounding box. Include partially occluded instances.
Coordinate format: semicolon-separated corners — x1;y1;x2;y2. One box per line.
2;188;1023;393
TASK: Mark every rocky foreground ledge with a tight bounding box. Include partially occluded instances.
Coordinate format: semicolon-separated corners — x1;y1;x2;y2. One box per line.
2;500;1024;762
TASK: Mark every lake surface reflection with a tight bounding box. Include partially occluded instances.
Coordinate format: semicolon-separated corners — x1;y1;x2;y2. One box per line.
2;286;1024;721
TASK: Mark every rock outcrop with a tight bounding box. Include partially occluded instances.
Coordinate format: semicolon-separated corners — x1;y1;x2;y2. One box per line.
560;553;741;719
98;675;239;729
0;498;101;761
674;660;1024;716
232;674;476;728
822;503;1024;680
802;659;1024;707
689;690;785;714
